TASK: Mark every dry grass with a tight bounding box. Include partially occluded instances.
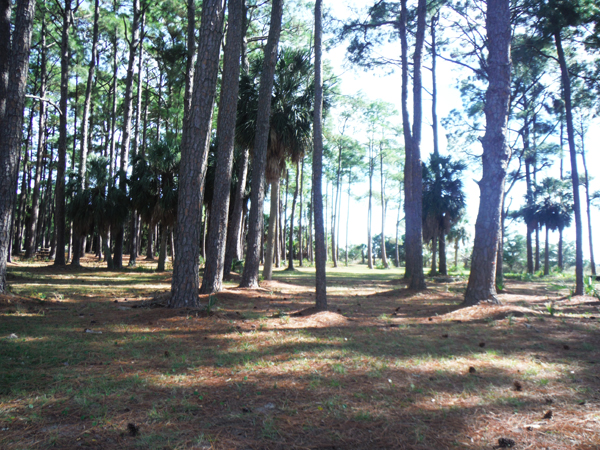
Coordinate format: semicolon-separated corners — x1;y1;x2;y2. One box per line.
1;256;599;449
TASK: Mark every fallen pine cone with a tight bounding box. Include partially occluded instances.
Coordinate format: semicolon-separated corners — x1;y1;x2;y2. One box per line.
563;344;570;350
496;437;516;448
513;380;522;391
479;342;486;347
127;423;139;436
543;410;553;419
468;366;476;374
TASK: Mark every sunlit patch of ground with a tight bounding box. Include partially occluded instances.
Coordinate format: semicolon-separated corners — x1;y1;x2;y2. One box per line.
1;256;599;449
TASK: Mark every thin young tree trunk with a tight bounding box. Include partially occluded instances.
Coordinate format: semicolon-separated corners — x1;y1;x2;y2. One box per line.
263;179;279;280
277;183;283;267
431;235;437;275
53;0;72;267
239;0;283;288
535;226;540;272
380;146;388;268
200;0;243;293
16;104;33;256
224;147;249;277
129;12;145;267
180;0;197;154
312;0;327;309
580;138;595;276
72;0;99;266
556;31;583;294
299;156;304;266
558;229;563;270
439;233;447;275
170;0;226;307
367;150;373;269
544;225;549;276
287;163;299;270
0;0;10;127
113;0;141;269
395;194;401;268
25;19;46;258
0;0;36;292
346;175;351;266
157;225;168;272
146;226;154;260
463;0;511;305
282;169;288;264
332;144;342;267
308;189;313;263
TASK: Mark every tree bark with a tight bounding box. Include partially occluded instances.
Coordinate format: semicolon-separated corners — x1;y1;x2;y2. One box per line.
580;138;595;276
0;0;11;127
312;0;327;310
367;147;373;269
380;145;388;268
129;12;146;267
54;0;72;267
544;225;549;276
170;0;226;307
239;0;283;288
555;31;583;295
298;156;304;266
113;0;141;269
463;0;511;306
25;24;46;258
200;0;243;293
157;225;168;272
180;0;197;154
400;0;426;289
431;235;437;275
263;179;279;280
287;163;299;270
224;147;249;276
0;0;36;292
439;233;447;275
72;0;100;267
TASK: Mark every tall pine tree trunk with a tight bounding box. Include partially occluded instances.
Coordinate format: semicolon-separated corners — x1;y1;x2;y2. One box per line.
287;163;299;270
312;0;327;310
72;0;99;266
298;156;304;266
170;0;226;307
0;0;36;292
555;31;583;295
200;0;243;293
380;147;388;268
224;147;249;277
400;0;426;289
54;0;72;266
263;179;279;280
463;0;511;305
239;0;283;288
113;0;141;269
580;138;595;276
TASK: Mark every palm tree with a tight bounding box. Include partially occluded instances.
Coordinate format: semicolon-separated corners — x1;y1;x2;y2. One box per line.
447;221;469;270
536;177;573;275
130;139;179;272
236;49;316;279
422;154;466;276
68;156;129;270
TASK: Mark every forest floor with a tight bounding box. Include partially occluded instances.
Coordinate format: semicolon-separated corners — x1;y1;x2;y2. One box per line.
1;256;599;449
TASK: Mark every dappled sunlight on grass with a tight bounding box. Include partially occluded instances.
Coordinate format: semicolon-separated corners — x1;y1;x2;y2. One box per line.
1;259;599;448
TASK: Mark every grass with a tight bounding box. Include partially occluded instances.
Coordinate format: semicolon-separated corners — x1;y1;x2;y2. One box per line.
0;256;599;449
